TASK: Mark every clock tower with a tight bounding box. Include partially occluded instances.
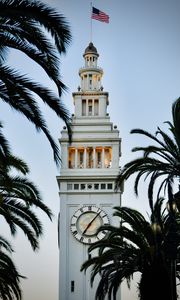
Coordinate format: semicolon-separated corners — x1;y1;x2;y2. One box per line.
57;42;121;300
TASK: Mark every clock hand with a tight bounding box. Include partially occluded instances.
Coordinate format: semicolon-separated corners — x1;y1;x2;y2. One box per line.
82;211;101;235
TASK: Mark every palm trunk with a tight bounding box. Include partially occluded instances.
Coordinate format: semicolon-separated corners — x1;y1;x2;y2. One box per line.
170;259;177;300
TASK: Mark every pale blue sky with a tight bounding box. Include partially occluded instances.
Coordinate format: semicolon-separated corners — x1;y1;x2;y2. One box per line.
1;0;180;299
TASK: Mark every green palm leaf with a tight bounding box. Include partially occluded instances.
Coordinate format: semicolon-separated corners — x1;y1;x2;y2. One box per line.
0;235;23;300
81;199;180;299
0;0;72;165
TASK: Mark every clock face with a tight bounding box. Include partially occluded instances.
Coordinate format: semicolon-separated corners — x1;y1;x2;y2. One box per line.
70;205;109;244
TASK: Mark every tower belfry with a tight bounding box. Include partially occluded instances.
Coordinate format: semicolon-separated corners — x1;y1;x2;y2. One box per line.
80;42;102;91
57;42;121;300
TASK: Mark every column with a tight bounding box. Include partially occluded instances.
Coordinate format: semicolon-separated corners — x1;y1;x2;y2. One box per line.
75;148;78;168
84;148;87;168
102;147;105;168
86;99;88;116
93;147;96;168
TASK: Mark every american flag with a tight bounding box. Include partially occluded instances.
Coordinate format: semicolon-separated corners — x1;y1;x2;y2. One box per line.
91;7;109;23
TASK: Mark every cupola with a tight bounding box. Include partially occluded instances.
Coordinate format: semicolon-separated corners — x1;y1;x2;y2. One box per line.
79;42;103;91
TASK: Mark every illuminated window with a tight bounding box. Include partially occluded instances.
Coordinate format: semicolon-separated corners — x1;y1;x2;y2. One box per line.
96;148;102;168
68;148;75;168
78;149;84;168
104;147;112;168
87;147;93;168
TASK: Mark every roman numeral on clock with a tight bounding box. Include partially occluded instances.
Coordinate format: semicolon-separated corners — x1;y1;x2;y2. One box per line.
72;230;78;236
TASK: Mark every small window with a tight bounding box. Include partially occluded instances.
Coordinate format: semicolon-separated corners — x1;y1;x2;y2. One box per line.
67;184;72;190
80;184;86;190
87;184;92;190
101;184;106;190
107;183;113;190
74;184;79;190
94;183;99;190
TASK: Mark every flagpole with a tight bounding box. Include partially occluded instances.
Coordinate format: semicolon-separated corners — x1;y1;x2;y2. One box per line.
90;1;92;42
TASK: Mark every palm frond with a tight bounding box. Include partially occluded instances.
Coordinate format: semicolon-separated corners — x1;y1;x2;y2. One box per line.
0;235;23;300
81;199;180;299
0;0;72;165
0;0;72;54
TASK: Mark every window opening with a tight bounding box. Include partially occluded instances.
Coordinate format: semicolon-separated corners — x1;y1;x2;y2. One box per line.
78;149;84;168
87;184;92;190
107;183;113;190
96;148;102;168
67;184;72;190
104;147;112;168
101;183;106;190
87;147;93;168
88;99;93;116
80;184;86;190
94;99;99;116
94;183;99;190
74;184;79;190
71;281;75;292
68;148;75;168
82;99;86;116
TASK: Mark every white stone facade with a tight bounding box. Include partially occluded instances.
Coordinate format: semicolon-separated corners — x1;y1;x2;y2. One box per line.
57;43;121;300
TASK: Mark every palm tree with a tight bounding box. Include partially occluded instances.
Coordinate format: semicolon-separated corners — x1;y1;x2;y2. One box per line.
115;97;180;300
0;235;23;300
81;198;180;300
0;0;72;165
0;122;52;250
0;157;52;250
116;97;180;210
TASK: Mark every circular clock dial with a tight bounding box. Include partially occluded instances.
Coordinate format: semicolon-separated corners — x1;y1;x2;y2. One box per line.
70;205;109;244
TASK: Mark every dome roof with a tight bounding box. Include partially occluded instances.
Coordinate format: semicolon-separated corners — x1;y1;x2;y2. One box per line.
83;42;99;56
